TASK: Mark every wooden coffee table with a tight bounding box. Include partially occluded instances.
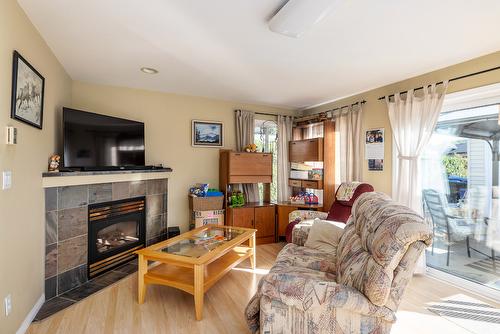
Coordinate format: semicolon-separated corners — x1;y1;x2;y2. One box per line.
135;225;256;320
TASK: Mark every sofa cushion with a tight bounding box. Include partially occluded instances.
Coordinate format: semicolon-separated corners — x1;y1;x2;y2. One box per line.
335;192;433;306
304;219;344;255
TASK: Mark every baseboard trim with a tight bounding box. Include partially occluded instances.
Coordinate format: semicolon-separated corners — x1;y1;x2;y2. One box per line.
16;294;44;334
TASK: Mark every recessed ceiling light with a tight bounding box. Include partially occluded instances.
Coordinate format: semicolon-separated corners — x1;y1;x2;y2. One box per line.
140;67;158;74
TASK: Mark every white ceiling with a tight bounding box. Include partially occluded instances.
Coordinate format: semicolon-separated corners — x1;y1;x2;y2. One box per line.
17;0;500;109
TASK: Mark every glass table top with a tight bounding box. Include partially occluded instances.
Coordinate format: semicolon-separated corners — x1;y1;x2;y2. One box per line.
160;226;246;258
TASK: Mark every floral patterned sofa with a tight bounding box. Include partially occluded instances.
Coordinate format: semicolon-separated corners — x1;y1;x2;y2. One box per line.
245;192;433;334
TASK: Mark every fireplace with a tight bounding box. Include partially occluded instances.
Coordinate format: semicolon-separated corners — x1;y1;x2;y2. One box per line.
88;197;146;278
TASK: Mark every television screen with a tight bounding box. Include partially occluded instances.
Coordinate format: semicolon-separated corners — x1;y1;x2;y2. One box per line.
63;108;145;169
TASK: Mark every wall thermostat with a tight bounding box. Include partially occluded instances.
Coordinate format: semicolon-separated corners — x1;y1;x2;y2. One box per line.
6;126;17;145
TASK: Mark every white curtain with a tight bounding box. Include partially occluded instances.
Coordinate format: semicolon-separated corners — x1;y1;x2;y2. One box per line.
235;110;260;202
277;115;294;202
386;82;448;274
334;105;363;182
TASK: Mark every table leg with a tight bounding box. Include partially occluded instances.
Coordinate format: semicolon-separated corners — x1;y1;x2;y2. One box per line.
249;233;256;270
194;264;204;320
138;254;147;304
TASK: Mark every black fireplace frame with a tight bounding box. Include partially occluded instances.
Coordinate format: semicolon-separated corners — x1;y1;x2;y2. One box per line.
87;196;146;278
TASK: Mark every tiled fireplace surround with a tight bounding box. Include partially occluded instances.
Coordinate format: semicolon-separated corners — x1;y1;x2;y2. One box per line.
44;177;168;301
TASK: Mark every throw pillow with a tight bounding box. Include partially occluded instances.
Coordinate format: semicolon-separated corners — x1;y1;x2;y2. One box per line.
304;219;345;255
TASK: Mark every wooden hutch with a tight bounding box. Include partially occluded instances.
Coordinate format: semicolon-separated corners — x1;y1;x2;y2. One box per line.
276;120;336;239
219;150;276;244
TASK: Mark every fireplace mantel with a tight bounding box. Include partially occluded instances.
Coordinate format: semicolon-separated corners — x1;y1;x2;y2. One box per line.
42;168;172;188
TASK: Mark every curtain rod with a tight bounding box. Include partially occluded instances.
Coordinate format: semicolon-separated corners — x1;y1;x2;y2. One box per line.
326;100;366;113
378;65;500;101
234;110;289;117
294;100;366;123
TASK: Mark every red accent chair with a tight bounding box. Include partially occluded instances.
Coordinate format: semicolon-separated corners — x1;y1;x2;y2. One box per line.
285;182;374;243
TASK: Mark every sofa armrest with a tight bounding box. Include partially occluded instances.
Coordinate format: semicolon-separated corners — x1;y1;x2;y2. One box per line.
260;272;395;322
289;210;328;246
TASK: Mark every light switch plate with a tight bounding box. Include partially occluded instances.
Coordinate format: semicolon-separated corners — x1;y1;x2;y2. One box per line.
6;126;17;145
2;171;12;190
4;294;11;316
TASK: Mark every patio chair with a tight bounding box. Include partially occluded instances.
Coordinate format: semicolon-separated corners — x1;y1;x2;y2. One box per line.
422;189;474;266
423;189;495;270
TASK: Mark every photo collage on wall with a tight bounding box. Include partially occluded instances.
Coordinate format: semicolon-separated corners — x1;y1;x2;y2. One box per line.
365;128;384;171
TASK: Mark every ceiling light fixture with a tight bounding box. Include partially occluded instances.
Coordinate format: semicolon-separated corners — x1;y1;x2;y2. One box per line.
140;67;159;74
269;0;338;38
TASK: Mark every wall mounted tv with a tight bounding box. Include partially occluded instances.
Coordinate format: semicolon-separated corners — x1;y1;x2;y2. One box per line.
63;108;145;170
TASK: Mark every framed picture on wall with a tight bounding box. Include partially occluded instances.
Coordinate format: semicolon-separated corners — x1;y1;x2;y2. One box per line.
11;51;45;129
192;120;224;147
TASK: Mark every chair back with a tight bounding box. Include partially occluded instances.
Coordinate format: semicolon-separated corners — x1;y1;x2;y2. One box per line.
422;189;449;234
326;182;374;222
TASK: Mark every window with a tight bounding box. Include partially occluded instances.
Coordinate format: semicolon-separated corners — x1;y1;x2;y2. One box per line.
254;119;278;202
421;87;500;294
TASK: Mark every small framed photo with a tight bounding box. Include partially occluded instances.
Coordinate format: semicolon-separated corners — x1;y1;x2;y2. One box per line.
192;120;224;147
11;51;45;129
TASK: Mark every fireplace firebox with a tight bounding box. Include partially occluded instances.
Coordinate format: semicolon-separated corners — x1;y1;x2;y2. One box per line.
88;197;146;278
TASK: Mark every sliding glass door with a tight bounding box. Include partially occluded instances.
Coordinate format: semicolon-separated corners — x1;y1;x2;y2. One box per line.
422;103;500;292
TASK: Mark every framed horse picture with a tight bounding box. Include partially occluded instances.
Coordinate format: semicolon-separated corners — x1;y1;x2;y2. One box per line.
11;51;45;129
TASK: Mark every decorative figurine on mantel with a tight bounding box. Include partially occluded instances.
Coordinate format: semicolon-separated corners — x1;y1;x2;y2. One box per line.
48;154;61;172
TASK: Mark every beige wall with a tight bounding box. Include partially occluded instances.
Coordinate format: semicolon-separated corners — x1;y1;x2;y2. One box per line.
0;1;72;333
304;51;500;195
71;81;294;233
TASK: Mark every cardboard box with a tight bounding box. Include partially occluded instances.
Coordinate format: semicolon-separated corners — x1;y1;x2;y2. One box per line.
189;195;224;211
190;209;225;229
290;170;309;180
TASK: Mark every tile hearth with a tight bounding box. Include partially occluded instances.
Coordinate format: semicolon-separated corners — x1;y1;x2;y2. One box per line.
34;261;138;321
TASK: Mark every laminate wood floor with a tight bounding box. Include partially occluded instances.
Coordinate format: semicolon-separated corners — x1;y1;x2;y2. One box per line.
28;243;500;334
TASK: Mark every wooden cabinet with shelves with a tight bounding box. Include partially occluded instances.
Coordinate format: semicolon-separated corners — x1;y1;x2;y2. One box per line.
220;150;276;244
288;121;336;211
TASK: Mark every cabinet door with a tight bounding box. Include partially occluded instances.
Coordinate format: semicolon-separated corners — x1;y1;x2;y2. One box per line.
255;206;275;239
229;152;272;176
289;138;324;162
277;205;297;237
231;207;254;229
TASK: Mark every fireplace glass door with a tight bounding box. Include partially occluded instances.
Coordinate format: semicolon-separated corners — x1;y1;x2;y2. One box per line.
88;197;146;278
96;219;140;254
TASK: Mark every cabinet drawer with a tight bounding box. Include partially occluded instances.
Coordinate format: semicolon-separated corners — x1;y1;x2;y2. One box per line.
289;138;323;162
288;179;302;187
302;180;323;189
229;152;272;176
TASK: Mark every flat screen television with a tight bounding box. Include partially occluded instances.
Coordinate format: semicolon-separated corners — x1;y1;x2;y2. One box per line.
63;108;145;170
